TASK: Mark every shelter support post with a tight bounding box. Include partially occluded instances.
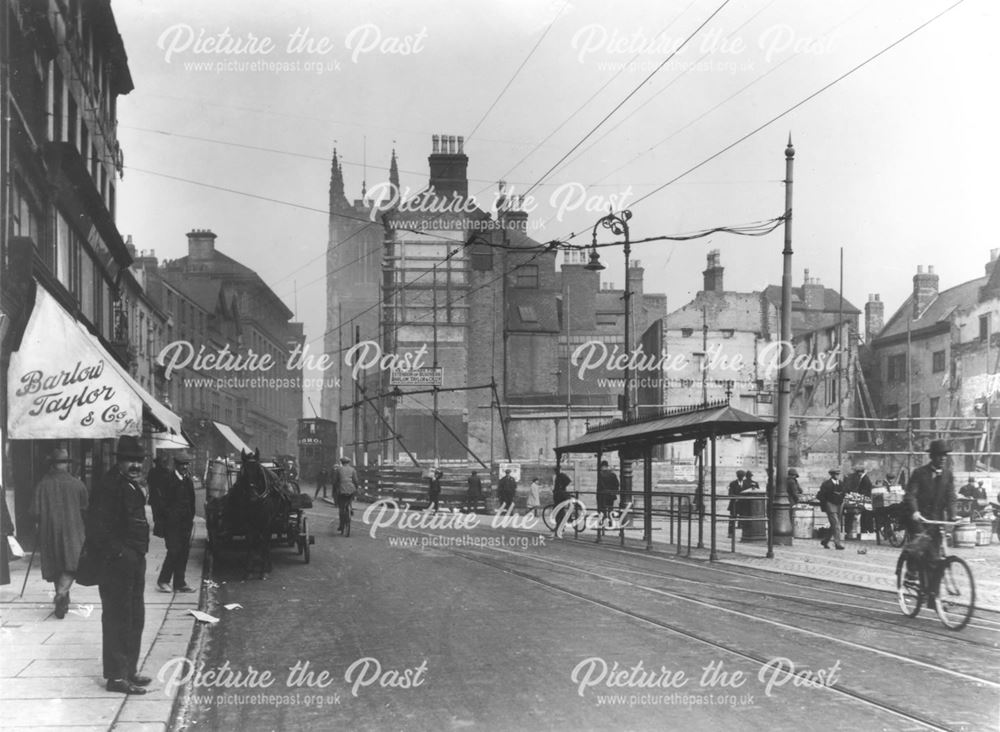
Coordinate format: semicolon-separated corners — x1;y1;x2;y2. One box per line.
644;446;653;551
710;431;718;561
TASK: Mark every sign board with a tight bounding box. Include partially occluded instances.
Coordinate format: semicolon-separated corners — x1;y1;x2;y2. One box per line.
498;462;521;482
673;460;696;482
756;392;773;404
390;367;443;386
7;287;143;438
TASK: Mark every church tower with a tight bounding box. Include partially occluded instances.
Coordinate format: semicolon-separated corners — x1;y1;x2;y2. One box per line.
321;146;392;450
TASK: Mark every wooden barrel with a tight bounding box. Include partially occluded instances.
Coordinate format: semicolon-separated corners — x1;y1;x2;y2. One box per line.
975;521;994;546
792;506;815;539
953;523;977;548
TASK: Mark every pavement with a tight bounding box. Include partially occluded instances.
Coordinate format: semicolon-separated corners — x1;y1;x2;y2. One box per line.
3;499;998;732
1;511;207;732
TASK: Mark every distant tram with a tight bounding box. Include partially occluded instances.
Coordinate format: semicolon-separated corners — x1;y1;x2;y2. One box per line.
298;418;338;483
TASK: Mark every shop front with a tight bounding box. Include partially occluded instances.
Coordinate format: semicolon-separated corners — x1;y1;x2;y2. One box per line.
5;285;186;535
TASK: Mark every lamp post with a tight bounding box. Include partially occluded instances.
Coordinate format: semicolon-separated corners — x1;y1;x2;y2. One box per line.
586;209;633;504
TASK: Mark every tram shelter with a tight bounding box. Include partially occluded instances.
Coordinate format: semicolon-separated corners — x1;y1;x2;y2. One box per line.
554;400;777;560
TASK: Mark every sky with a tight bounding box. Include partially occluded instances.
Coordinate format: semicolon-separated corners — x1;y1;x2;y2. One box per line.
111;0;998;410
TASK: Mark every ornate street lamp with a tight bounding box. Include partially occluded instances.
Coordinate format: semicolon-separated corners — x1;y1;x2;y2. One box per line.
586;209;634;504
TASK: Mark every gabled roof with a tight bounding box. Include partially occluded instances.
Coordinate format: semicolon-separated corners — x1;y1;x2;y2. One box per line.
762;285;860;315
667;291;763;332
876;276;985;341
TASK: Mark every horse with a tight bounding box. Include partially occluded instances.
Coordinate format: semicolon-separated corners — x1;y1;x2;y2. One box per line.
229;448;288;579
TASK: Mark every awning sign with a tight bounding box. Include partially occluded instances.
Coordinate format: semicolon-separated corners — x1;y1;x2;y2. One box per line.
7;287;142;438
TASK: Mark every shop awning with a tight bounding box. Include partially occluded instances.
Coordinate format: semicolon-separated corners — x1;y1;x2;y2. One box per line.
7;285;186;442
213;421;253;455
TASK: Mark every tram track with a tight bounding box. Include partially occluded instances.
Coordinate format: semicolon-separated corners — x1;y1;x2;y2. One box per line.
543;540;1000;637
444;543;994;732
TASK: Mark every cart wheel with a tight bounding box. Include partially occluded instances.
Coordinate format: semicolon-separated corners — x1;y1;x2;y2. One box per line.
299;516;310;563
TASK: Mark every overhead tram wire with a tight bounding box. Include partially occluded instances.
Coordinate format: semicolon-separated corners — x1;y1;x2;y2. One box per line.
465;0;569;144
543;0;782;185
565;2;872;189
325;0;735;344
488;0;701;187
518;0;734;203
293;0;966;354
627;0;967;210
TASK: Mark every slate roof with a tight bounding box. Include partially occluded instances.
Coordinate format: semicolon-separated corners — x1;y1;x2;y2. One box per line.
762;285;860;315
876;276;985;341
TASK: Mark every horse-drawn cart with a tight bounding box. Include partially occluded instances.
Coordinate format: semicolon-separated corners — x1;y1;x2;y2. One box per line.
205;455;315;573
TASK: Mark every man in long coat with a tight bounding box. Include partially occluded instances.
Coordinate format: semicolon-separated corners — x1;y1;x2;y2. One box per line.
156;451;197;594
32;448;88;618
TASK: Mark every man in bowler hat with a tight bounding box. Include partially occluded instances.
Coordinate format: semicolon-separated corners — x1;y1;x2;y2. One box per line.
905;440;956;530
87;436;152;694
156;451;197;594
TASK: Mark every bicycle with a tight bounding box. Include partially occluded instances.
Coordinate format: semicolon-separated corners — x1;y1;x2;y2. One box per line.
896;519;976;630
335;493;354;537
541;497;586;534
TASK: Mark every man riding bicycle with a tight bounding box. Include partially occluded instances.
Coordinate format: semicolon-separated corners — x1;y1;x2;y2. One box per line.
333;457;359;535
903;440;957;581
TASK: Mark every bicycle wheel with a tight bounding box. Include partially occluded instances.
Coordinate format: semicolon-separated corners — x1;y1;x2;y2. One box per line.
541;504;556;531
934;556;975;630
896;553;923;617
885;516;907;548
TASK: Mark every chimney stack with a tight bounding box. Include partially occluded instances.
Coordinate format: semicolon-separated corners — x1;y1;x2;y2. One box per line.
802;271;825;310
702;249;723;293
187;229;217;261
865;294;884;338
912;264;939;318
987;248;999;276
428;132;468;199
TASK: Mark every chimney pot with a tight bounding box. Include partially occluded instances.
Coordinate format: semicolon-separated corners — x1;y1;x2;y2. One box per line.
992;248;999;261
928;265;935;274
917;265;924;274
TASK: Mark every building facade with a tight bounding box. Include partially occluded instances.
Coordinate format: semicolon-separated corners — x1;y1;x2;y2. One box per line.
324;134;670;466
0;0;184;530
665;252;861;472
867;253;999;472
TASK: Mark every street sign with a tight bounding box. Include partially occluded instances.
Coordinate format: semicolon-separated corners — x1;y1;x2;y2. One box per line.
390;367;443;386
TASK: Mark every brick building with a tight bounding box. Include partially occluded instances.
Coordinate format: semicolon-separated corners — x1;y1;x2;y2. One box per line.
665;252;861;471
867;252;999;471
136;230;305;464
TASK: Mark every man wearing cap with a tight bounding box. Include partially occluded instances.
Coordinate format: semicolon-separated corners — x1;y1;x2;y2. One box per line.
332;457;359;534
816;468;846;549
786;468;803;504
156;452;197;593
87;436;152;694
31;448;88;619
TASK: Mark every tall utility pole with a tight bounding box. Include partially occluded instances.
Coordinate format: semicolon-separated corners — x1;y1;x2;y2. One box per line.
773;137;795;545
837;247;844;465
432;268;439;466
565;286;572;445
